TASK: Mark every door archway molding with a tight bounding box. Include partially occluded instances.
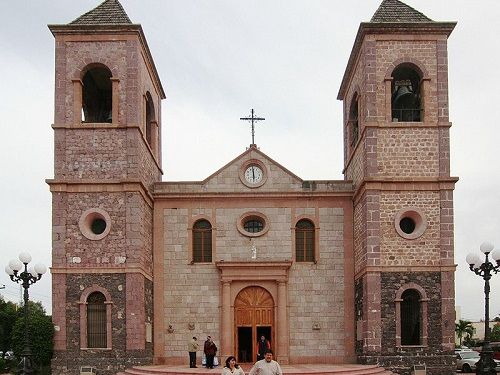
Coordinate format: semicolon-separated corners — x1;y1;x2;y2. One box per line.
216;261;292;364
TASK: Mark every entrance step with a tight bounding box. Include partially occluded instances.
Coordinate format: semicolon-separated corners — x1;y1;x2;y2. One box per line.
117;364;396;375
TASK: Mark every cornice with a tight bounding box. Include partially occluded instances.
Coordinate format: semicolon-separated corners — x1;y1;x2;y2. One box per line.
352;177;459;205
354;264;457;279
50;265;153;281
152;190;354;200
216;261;292;283
46;178;154;207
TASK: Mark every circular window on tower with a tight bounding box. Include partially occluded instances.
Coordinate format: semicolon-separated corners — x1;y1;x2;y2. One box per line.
394;208;427;240
79;208;112;241
237;212;269;237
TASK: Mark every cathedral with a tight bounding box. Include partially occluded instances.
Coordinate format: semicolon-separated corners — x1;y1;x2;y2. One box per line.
47;0;458;374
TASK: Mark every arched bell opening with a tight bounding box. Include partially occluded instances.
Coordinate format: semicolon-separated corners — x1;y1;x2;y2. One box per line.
349;92;359;148
145;91;155;146
81;65;113;123
391;64;422;122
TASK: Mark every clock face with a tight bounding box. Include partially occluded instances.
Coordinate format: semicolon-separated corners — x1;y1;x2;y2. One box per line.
244;165;263;184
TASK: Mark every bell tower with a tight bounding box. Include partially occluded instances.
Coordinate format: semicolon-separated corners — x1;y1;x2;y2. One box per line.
47;0;165;373
338;0;457;373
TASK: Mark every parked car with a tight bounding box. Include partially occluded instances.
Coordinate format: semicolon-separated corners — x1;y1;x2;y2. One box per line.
491;342;500;361
456;350;500;373
472;342;500;361
455;346;472;354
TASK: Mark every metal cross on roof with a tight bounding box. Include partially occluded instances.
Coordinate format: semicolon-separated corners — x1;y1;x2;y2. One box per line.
240;108;265;146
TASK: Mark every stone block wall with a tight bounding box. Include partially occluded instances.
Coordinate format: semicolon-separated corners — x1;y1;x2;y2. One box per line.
54;128;128;180
125;191;154;274
162;207;220;359
57;191;127;266
51;273;153;375
376;128;440;178
356;272;455;375
288;207;345;360
353;194;367;275
379;191;441;266
159;202;347;362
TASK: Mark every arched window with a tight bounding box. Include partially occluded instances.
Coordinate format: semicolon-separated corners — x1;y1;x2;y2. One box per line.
400;289;421;345
145;92;155;147
391;65;422;122
193;219;212;263
87;292;107;348
295;219;315;262
82;65;113;123
349;93;359;147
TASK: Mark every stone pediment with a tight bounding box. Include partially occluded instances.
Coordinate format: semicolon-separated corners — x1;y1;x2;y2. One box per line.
200;146;302;192
216;261;292;282
154;146;353;196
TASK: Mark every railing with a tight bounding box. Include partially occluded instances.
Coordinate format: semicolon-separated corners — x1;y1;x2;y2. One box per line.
392;108;422;122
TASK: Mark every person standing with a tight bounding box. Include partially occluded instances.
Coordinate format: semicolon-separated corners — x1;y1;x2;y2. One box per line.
204;335;218;369
188;336;199;368
256;335;271;361
222;356;245;375
248;349;282;375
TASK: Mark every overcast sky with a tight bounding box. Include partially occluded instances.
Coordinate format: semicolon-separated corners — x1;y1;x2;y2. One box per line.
0;0;499;324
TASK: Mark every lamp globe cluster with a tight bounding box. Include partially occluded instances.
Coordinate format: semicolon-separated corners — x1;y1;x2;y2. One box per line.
465;241;500;375
4;252;47;375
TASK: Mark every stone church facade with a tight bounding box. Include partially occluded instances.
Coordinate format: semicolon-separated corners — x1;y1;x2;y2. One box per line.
47;0;458;374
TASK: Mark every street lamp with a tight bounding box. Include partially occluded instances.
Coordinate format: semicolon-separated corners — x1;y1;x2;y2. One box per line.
4;252;47;375
466;242;500;375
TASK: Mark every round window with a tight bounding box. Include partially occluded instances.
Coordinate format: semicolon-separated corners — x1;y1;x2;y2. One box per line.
237;212;269;237
243;218;264;233
394;208;427;240
91;218;107;235
399;217;416;234
79;208;112;240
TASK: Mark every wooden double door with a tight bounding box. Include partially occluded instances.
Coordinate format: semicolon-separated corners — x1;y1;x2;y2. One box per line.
234;286;274;363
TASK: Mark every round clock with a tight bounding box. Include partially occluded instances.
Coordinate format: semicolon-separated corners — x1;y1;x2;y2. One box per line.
244;165;263;184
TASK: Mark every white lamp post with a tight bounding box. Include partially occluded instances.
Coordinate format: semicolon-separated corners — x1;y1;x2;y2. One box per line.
5;253;47;375
466;242;500;375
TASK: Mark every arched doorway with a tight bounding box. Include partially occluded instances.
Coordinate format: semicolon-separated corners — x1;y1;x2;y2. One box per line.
234;286;274;363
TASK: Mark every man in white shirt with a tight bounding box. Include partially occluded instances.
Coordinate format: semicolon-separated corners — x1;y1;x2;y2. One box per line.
249;349;282;375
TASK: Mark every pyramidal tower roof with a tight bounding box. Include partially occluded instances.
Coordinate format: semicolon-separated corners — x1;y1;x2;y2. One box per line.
337;0;455;100
370;0;433;23
70;0;132;25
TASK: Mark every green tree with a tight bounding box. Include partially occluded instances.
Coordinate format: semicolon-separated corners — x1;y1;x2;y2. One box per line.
0;296;18;353
455;319;475;346
491;323;500;342
11;301;54;369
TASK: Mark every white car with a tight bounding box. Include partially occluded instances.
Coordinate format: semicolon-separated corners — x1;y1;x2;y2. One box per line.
456;350;500;373
455;346;472;354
